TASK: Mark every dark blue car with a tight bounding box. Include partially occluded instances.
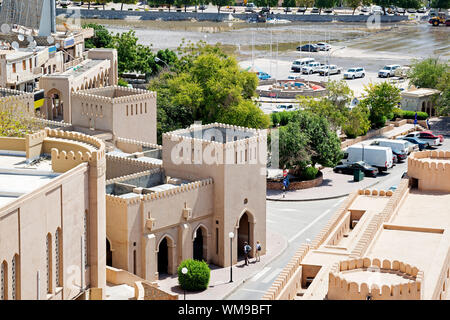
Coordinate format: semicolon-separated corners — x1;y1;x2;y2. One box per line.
398;137;428;151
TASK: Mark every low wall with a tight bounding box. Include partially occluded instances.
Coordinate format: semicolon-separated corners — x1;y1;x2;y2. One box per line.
267;171;323;190
0;136;26;152
341;124;394;149
57;8;409;23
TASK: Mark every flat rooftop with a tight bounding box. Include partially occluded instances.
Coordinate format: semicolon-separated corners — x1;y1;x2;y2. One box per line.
0;153;59;208
175;126;255;143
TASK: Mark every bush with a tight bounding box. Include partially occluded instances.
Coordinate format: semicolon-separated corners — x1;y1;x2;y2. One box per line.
402;110;429;120
300;166;318;181
177;259;211;291
271;112;281;127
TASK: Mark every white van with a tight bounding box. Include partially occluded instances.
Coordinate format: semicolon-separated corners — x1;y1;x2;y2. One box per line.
370;139;409;155
291;58;315;72
342;145;394;171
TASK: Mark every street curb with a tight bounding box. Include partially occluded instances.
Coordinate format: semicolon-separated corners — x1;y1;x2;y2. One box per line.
221;231;289;300
266;180;381;202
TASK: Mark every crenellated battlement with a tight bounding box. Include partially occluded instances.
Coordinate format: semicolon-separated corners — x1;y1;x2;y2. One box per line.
0;88;34;112
115;137;162;150
71;86;156;105
328;257;423;300
141;178;213;202
357;189;394;197
408;150;450;192
106;168;163;185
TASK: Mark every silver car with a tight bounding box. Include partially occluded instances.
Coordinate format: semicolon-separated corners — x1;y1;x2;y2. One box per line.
344;67;365;79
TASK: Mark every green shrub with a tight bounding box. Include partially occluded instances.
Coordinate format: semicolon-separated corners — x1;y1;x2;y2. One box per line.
279;111;294;126
177;259;211;291
402;110;428;120
111;8;116;11
392;107;403;120
271;112;281;127
300;166;318;181
118;78;129;87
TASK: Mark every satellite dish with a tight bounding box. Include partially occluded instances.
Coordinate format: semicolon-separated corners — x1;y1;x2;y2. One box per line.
55;43;60;49
11;42;19;50
18;34;25;42
1;24;10;34
27;35;34;43
28;41;37;49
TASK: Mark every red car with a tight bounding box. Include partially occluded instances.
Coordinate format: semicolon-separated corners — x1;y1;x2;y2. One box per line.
420;131;444;144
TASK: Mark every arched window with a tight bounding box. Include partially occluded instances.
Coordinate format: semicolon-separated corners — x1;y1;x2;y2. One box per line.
55;229;61;287
1;261;6;300
46;233;52;294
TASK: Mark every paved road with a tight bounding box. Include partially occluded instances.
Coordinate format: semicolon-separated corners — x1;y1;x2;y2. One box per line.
228;137;450;300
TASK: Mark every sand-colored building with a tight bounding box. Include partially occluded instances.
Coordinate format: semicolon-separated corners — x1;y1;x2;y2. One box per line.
400;87;441;117
0;128;106;300
264;150;450;300
71;86;157;144
105;123;268;282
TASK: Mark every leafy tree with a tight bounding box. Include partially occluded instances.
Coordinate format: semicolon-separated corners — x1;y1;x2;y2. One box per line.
278;111;343;175
211;0;233;12
296;0;315;13
297;80;353;130
343;104;371;138
113;0;138;11
0;106;43;137
217;100;270;129
315;0;337;13
435;70;450;116
359;82;401;128
408;58;448;89
282;0;296;10
118;78;129;87
254;0;278;9
82;23;113;49
372;0;393;15
345;0;362;14
430;0;450;10
111;30;140;74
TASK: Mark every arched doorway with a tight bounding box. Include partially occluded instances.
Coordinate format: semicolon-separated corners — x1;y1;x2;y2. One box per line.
238;212;250;259
158;238;169;275
193;226;207;261
106;239;113;266
45;89;64;121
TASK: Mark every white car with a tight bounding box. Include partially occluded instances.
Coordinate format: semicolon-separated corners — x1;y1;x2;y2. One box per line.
291;58;315;72
301;62;324;74
378;64;401;78
318;64;342;76
59;0;72;5
315;42;331;51
344;67;365;79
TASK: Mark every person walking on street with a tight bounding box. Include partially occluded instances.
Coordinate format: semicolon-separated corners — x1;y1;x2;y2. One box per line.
243;242;252;266
255;241;261;262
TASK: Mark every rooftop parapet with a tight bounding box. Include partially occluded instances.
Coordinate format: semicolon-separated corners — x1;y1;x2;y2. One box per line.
408;150;450;192
71;86;156;105
328;257;423;300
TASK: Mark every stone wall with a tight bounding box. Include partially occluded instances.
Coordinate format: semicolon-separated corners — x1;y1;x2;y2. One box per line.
267;171;323;190
57;8;409;23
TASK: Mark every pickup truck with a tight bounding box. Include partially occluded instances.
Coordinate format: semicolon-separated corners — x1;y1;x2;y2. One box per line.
404;131;440;147
318;64;342;76
301;62;324;74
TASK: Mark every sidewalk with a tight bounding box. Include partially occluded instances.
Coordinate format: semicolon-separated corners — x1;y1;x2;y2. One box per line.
267;167;381;201
155;230;287;300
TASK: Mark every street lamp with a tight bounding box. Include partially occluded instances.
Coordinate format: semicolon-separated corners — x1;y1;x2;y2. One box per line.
154;57;170;70
229;232;234;283
181;267;188;300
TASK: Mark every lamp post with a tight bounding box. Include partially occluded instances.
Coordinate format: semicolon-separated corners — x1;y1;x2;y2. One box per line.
181;267;188;300
154;57;170;71
229;232;234;283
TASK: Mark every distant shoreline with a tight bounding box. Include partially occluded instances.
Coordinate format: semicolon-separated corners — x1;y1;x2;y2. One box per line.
56;8;410;24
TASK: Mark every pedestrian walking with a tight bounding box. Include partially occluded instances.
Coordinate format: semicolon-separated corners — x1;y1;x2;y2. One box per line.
255;241;261;262
427;118;431;130
243;242;252;266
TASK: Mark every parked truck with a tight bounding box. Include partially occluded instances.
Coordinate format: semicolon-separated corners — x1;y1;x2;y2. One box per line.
342;145;394;171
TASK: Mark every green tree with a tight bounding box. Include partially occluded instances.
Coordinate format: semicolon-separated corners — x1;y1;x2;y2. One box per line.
360;82;401;128
282;0;296;10
408;58;448;89
82;23;113;49
315;0;337;13
343;104;371;138
113;0;138;11
397;0;421;14
278;122;312;175
211;0;233;12
345;0;362;14
254;0;279;9
296;0;315;13
111;30;139;74
217;100;270;129
435;71;450;116
430;0;450;10
297;80;353;130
